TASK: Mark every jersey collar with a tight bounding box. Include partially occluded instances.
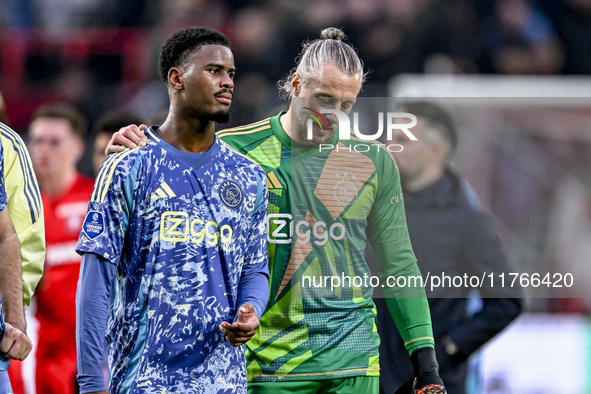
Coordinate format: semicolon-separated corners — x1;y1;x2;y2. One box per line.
146;126;220;170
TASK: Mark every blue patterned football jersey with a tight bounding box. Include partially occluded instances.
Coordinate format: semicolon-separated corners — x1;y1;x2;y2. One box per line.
77;127;268;394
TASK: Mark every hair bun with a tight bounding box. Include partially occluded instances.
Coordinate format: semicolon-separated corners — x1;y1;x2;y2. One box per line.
320;27;345;41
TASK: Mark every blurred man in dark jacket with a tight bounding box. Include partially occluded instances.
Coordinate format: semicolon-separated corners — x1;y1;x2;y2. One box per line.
371;102;522;394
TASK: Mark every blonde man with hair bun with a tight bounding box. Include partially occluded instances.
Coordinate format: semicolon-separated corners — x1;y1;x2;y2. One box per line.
108;27;447;394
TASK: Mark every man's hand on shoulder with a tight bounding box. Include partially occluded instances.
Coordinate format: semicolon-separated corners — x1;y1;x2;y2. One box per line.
105;124;148;155
0;321;32;361
219;302;260;347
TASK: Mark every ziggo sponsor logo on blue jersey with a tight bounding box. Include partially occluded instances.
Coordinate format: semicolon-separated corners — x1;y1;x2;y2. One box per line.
159;211;233;245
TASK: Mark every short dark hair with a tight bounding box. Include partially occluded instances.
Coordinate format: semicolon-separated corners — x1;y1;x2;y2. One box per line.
158;26;231;83
399;101;457;154
30;103;87;139
93;110;143;137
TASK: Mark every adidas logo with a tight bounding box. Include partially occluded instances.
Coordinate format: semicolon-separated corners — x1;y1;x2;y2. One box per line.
151;181;176;201
266;171;282;189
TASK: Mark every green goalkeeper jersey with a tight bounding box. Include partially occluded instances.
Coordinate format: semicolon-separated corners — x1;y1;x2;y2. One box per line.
218;112;434;382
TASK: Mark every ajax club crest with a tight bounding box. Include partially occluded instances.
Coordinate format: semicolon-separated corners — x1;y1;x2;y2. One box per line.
333;173;358;205
220;180;243;208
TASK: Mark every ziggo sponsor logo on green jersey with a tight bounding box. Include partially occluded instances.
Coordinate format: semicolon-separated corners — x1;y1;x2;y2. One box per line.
159;211;233;245
266;213;346;245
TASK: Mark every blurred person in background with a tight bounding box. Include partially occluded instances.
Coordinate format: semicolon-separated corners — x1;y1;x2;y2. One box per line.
538;0;591;74
479;0;564;74
91;110;143;176
372;102;522;394
28;103;94;394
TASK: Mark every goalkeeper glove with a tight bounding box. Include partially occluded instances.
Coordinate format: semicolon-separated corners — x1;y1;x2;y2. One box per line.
411;347;446;394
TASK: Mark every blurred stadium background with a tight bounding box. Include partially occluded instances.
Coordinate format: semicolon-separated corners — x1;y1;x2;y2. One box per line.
1;0;590;392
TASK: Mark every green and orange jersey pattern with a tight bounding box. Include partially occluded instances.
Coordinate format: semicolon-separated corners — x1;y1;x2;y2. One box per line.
217;111;433;382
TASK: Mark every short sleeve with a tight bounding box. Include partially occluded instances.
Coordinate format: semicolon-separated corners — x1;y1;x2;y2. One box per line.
76;150;140;265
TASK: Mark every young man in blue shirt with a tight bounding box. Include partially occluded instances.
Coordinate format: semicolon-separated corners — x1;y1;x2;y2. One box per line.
76;27;269;394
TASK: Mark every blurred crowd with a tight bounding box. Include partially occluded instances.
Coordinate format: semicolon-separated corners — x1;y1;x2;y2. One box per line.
1;0;591;134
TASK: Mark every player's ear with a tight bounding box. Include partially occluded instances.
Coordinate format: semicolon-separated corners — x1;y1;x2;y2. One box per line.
291;73;301;97
168;67;184;91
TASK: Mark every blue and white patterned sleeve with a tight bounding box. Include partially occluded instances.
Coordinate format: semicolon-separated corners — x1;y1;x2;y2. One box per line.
236;166;269;318
75;151;140;392
76;150;140;263
76;253;116;392
244;165;268;267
